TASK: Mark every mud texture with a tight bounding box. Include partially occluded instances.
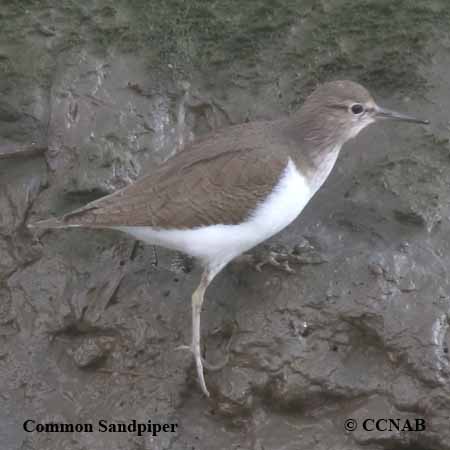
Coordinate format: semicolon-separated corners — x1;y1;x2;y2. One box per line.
2;1;450;449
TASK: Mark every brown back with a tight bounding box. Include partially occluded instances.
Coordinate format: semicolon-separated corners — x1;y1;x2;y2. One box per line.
61;121;291;229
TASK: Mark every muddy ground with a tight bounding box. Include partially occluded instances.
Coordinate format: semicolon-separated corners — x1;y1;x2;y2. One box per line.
1;1;450;449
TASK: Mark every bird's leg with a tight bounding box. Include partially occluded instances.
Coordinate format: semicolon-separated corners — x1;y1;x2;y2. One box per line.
175;265;230;396
191;270;210;396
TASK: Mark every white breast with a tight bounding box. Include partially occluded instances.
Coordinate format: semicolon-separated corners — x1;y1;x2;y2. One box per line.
114;159;312;267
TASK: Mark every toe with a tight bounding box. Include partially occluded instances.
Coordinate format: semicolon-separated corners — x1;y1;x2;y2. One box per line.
283;263;295;273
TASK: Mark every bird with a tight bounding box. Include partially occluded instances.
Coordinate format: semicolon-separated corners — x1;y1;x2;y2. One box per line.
29;80;429;397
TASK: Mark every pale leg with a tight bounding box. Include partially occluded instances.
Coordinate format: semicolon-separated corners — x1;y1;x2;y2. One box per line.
191;271;210;396
175;262;229;396
190;264;225;396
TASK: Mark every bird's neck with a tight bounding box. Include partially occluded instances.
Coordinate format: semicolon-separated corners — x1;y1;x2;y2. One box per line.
305;143;341;193
279;116;343;192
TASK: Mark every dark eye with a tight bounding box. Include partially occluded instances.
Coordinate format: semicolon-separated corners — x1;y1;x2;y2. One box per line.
351;104;364;115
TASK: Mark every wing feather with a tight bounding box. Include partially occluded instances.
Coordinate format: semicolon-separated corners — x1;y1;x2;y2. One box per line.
50;122;290;229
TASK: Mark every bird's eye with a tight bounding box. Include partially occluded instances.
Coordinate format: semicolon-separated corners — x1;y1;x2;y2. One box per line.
351;104;364;115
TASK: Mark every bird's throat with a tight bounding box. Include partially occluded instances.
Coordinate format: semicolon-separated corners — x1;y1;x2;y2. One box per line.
300;144;341;194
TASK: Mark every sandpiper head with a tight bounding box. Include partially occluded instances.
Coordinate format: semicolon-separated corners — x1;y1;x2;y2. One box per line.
300;80;429;146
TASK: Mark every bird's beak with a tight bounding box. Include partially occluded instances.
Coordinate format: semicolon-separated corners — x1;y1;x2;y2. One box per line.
375;106;429;125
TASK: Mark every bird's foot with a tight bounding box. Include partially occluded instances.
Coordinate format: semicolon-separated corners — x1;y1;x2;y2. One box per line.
237;239;326;274
254;250;295;273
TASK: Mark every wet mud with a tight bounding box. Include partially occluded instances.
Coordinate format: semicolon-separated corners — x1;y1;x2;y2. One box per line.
1;1;450;449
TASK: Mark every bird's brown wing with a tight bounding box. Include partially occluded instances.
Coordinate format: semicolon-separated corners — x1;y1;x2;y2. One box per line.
55;122;290;229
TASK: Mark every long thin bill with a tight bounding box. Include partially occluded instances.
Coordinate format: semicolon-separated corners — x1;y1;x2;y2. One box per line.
375;106;429;124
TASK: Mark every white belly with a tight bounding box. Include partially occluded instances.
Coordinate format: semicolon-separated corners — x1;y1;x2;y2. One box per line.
113;159;312;266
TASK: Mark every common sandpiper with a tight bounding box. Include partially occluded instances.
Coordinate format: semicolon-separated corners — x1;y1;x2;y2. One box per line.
30;80;429;396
